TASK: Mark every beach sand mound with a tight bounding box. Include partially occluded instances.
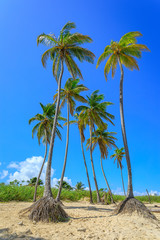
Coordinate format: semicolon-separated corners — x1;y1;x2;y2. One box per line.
114;197;157;220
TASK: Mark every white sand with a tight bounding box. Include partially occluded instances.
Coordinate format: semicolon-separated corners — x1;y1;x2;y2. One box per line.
0;201;160;239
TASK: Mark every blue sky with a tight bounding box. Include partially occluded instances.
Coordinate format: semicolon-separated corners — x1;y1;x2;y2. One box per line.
0;0;160;195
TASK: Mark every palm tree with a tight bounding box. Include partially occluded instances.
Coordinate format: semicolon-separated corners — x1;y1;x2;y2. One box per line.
97;32;149;199
37;22;95;201
29;103;63;202
87;127;117;203
76;90;114;203
66;113;93;203
110;147;126;196
75;182;85;191
54;78;88;201
56;180;73;191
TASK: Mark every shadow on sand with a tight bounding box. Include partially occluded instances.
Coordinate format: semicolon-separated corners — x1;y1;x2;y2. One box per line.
64;205;114;212
0;228;46;240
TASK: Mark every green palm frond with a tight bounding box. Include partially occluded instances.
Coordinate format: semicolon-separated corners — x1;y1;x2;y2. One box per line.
60;21;76;36
120;53;139;70
65;54;83;79
104;54;114;81
97;31;150;79
68;46;95;63
119;31;142;45
96;50;112;68
37;33;58;46
65;33;93;45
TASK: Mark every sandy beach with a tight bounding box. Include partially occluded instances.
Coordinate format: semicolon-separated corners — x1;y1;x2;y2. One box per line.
0;201;160;240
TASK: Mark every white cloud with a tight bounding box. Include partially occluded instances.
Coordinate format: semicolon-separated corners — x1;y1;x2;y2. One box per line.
0;170;8;179
8;163;19;169
149;190;160;196
85;187;89;191
0;162;1;166
8;156;54;184
112;187;124;195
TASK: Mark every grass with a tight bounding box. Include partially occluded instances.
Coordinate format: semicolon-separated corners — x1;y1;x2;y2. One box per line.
0;185;160;203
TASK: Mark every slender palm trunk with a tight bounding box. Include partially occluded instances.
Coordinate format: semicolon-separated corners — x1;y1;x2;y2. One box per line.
118;56;133;198
120;167;126;196
80;135;93;203
43;60;64;198
89;125;101;203
100;157;114;203
33;131;48;202
56;99;70;201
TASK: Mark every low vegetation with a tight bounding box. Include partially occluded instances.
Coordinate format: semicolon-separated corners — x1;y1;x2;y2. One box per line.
0;185;159;203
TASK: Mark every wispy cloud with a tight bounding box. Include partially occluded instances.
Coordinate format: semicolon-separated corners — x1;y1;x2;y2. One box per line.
0;170;8;179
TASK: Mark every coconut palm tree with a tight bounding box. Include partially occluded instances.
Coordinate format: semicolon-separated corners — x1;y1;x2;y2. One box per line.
66;113;93;203
29;103;63;202
54;78;88;201
87;127;117;203
75;182;85;191
97;32;149;199
110;147;126;196
76;90;114;203
37;22;95;203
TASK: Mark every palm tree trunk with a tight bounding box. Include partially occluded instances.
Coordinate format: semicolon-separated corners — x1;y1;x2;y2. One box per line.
56;99;70;201
100;157;114;204
120;167;126;196
43;59;64;198
89;125;101;203
33;130;48;202
118;56;134;198
80;134;93;203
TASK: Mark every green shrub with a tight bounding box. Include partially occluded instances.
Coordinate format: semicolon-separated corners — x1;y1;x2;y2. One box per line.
0;185;160;203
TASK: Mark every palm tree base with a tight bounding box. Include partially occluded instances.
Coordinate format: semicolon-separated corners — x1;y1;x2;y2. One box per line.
20;197;68;222
114;197;157;220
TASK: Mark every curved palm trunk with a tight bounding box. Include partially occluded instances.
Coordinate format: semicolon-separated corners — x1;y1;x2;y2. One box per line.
56;99;70;201
100;157;114;204
80;135;93;203
33;130;48;202
120;167;126;196
118;56;134;198
89;125;101;203
43;60;64;198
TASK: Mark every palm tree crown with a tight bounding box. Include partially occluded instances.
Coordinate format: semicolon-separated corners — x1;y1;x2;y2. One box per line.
110;147;125;169
96;31;150;80
87;127;117;159
37;22;95;81
76;90;114;128
29;103;63;144
54;78;88;115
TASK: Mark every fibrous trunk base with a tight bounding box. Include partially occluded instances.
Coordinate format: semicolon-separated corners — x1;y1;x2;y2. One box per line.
20;197;68;222
114;197;157;220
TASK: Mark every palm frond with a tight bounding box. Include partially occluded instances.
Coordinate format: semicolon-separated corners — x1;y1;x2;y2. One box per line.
96;50;112;68
68;46;95;64
41;48;57;68
120;53;139;70
37;34;58;47
65;33;93;45
65;54;83;79
104;54;114;81
119;31;142;46
60;22;76;36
